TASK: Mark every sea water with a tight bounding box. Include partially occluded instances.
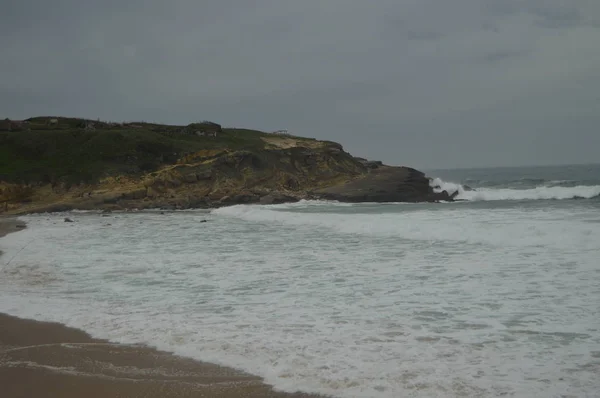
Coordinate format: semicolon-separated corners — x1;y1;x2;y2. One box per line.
1;164;599;397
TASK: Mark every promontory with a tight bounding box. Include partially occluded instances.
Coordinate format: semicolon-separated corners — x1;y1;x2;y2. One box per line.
0;117;454;214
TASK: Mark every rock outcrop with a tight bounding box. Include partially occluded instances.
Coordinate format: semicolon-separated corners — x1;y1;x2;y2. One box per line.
0;116;455;214
314;166;452;203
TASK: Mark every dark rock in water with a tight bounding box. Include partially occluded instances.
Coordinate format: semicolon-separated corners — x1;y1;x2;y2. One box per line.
64;217;73;222
439;190;450;200
434;190;456;202
200;219;208;223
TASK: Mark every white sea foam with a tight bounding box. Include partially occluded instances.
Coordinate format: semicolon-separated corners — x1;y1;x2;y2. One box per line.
430;177;600;201
430;177;466;196
458;185;600;201
1;207;599;397
213;204;597;250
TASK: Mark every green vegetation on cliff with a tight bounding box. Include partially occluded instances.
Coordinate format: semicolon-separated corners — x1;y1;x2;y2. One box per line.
0;117;281;185
2;116;386;212
1;116;447;214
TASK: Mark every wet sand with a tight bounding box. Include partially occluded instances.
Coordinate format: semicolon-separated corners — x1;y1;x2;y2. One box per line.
0;216;26;246
0;218;324;398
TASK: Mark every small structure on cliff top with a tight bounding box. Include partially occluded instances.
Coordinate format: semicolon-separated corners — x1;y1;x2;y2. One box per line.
272;129;290;136
195;130;217;137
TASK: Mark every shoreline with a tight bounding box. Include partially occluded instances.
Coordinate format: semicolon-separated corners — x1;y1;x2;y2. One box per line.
0;218;326;398
0;217;26;256
0;216;26;237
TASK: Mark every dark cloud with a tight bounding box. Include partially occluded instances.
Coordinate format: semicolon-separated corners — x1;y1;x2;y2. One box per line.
1;0;599;168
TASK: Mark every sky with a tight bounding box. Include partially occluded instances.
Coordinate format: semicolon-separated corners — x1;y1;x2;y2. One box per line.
2;0;599;169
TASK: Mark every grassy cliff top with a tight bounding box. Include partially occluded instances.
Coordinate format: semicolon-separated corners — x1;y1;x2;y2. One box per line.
0;117;329;185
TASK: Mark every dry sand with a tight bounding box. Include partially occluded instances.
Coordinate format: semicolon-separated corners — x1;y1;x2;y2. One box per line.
0;217;325;398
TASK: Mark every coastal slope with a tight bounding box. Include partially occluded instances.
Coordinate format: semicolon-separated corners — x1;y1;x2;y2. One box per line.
1;117;452;213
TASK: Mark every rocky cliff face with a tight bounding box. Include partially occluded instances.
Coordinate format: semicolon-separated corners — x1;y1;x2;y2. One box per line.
314;166;451;203
0;117;452;214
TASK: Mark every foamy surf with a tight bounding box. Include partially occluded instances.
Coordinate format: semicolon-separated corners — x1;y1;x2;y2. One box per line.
212;202;598;250
456;185;600;201
429;177;600;201
2;164;600;397
1;202;600;397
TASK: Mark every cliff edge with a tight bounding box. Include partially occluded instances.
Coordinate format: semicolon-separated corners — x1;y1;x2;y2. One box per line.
0;117;452;214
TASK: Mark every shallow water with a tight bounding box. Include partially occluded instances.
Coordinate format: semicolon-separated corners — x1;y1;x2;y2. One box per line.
1;165;600;397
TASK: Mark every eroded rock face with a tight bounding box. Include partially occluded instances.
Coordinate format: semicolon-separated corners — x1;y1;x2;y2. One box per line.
259;193;299;205
219;193;260;205
2;124;452;214
121;189;147;200
354;157;383;169
314;166;451;203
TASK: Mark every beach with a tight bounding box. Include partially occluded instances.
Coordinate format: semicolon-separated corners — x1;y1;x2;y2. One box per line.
0;218;321;398
0;217;26;254
2;177;599;397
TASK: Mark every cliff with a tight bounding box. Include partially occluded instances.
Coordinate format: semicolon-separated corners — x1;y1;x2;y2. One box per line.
0;117;453;214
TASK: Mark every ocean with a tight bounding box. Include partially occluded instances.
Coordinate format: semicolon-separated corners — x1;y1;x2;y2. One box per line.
1;163;599;397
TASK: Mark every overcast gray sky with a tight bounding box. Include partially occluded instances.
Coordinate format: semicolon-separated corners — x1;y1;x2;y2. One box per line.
2;0;599;169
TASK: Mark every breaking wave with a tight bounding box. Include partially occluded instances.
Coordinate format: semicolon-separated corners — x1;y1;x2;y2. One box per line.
458;186;600;201
429;177;600;201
